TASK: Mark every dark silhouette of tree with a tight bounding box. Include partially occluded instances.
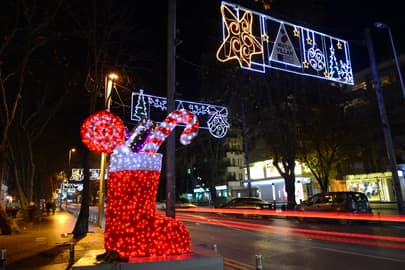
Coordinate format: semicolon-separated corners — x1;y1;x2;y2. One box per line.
0;0;64;234
63;1;166;237
187;132;227;207
296;81;352;192
251;73;299;210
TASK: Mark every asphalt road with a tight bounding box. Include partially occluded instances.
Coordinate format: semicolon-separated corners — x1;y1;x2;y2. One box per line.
179;212;405;270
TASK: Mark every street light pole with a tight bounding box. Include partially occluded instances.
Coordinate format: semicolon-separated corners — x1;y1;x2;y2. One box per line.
65;148;76;208
68;148;76;171
166;0;176;218
97;73;118;228
374;22;405;98
241;100;252;197
364;28;405;214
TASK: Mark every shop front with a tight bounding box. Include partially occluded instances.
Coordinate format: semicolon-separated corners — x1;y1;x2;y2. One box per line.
235;159;313;205
193;185;228;205
345;171;405;202
246;177;312;205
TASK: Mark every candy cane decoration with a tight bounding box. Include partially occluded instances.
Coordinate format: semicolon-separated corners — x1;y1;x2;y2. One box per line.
126;118;156;153
141;109;199;153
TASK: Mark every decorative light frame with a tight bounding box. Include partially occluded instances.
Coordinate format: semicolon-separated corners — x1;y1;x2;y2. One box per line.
216;1;354;85
131;90;230;139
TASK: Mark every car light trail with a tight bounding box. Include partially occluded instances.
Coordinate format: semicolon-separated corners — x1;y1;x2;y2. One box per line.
176;213;405;250
176;207;405;223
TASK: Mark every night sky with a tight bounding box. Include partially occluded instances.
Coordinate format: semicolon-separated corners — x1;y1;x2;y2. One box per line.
35;0;404;176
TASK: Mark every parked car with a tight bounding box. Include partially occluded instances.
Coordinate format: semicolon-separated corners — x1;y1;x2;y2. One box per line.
156;198;198;210
175;198;198;209
219;197;272;209
6;201;21;218
296;191;372;214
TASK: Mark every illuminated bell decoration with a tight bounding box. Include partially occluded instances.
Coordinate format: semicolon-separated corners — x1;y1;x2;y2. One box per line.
80;109;199;259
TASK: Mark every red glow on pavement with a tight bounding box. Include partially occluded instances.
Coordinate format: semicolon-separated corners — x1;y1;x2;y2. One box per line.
176;207;405;223
176;212;405;250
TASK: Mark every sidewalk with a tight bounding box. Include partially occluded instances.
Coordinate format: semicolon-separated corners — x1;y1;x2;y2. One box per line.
1;209;229;270
0;209;104;270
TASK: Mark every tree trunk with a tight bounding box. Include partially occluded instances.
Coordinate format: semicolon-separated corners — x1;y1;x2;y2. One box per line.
321;176;329;193
209;184;218;207
0;207;12;235
285;175;296;210
72;148;90;238
0;147;12;234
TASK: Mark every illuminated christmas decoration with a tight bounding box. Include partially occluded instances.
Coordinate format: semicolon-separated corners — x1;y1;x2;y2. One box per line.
131;90;229;139
270;23;301;68
216;4;263;68
126;118;156;153
80;109;199;259
216;1;354;85
142;109;199;153
132;89;148;121
80;110;125;153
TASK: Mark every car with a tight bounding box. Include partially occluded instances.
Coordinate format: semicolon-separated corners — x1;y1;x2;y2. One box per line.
6;201;21;218
296;191;372;214
175;198;198;209
219;197;272;209
156;199;198;210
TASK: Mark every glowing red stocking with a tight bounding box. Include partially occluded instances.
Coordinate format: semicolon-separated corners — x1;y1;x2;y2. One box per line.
104;151;190;258
80;109;199;259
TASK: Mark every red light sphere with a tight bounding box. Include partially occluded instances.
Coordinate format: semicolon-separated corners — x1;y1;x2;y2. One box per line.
80;110;125;153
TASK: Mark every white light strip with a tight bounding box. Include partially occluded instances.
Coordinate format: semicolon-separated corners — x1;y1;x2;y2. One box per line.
110;146;162;172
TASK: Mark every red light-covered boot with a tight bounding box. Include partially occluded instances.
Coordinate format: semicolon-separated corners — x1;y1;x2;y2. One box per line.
104;149;191;258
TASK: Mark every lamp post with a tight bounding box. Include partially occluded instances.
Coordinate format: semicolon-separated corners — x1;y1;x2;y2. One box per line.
365;28;405;214
166;0;176;218
68;148;76;171
65;148;76;208
374;22;405;98
97;73;118;228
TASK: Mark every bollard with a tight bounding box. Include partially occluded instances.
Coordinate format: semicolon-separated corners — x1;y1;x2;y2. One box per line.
212;244;218;253
0;249;7;270
256;254;263;270
68;242;75;267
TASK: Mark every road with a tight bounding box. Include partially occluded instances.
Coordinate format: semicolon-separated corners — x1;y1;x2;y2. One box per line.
177;211;405;270
68;204;405;269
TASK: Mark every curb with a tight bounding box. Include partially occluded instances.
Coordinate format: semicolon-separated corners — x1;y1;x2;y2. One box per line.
224;257;256;270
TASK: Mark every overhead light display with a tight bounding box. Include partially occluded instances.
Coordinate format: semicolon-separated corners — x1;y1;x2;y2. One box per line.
216;1;354;85
131;89;229;139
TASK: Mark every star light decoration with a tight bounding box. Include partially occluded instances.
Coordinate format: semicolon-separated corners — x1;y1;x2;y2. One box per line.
80;109;199;259
216;4;263;68
293;27;300;37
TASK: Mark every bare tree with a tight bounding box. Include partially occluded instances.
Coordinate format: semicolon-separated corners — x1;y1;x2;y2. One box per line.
0;0;63;234
64;1;160;237
297;86;348;192
190;133;227;207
